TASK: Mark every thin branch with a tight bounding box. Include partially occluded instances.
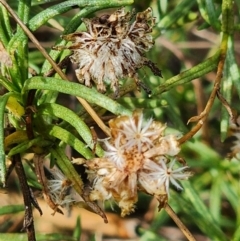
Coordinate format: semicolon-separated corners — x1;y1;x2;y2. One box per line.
179;36;228;145
33;154;64;215
165;203;196;241
13;154;36;241
217;90;238;125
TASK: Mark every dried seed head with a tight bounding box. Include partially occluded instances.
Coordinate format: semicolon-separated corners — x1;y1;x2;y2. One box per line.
60;8;158;93
85;111;191;216
47;167;83;213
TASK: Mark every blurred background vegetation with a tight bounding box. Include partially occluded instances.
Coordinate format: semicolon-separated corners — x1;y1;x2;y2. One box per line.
0;0;240;240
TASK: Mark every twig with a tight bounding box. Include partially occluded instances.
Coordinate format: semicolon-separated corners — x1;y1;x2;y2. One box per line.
165;203;196;241
179;0;233;144
217;90;238;124
13;154;36;241
179;37;227;144
43;55;70;77
81;185;108;223
25;90;36;140
80;97;110;136
33;154;64;215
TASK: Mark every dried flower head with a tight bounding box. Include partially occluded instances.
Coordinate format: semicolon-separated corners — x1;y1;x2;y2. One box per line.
47;167;83;213
57;8;161;94
85;111;191;216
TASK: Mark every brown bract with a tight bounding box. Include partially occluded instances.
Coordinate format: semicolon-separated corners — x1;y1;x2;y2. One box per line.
61;8;156;94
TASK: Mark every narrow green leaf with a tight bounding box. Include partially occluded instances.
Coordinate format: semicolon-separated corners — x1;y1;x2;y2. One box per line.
162;93;189;132
0;204;24;215
233;225;240;241
157;0;196;29
0;75;15;92
227;36;240;99
182;180;228;241
209;175;222;224
220;37;233;141
17;0;31;26
205;0;221;30
13;0;31;85
23;77;132;116
7;137;52;157
150;207;169;232
45;125;94;159
152;51;220;96
31;0;60;6
119;97;163;109
0;6;12;46
0;93;13;185
221;0;234;34
197;0;221;27
4;50;23;92
29;0;134;32
140;230;164;241
221;180;240;220
37;103;104;157
169;195;212;237
0;233;76;241
29;0;83;31
73;216;81;240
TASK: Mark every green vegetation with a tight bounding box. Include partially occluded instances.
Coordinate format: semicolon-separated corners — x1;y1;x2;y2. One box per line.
0;0;239;240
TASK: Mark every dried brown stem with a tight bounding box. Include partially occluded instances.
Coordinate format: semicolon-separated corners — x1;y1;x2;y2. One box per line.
90;126;98;154
217;90;238;124
33;154;64;215
192;79;210;142
13;154;36;241
82;185;108;223
77;97;110;136
25;90;36;140
179;43;227;145
43;56;70;77
165;203;196;241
